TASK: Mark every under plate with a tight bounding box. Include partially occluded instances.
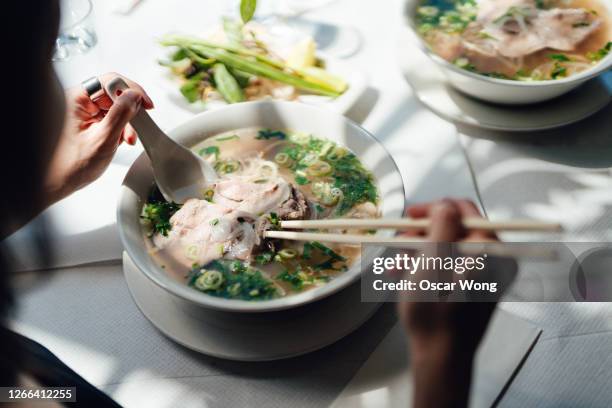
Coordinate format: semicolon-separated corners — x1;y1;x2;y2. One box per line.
397;26;612;132
123;252;381;361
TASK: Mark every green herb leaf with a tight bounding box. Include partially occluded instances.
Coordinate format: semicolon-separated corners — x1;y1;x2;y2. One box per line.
295;175;310;185
276;270;304;290
587;41;612;61
141;200;182;236
549;53;570;62
268;212;280;228
274;134;378;215
215;134;240;142
551;62;567;79
199;145;220;158
188;259;277;300
256;129;287;140
240;0;257;23
302;242;314;260
276;266;331;290
255;252;274;265
310;241;346;262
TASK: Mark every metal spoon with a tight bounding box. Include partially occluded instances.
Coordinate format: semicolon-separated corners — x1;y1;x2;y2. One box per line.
105;77;217;204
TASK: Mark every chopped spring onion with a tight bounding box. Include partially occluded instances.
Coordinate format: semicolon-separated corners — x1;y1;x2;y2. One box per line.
203;188;215;202
186;245;199;260
195;270;225;290
307;160;332;177
274;152;291;166
215;159;241;174
278;248;298;259
312;182;342;206
288;132;311;145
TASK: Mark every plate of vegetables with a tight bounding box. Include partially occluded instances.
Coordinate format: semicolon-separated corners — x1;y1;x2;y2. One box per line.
158;20;367;114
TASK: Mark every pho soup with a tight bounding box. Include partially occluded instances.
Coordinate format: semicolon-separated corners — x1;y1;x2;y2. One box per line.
416;0;612;80
141;128;380;301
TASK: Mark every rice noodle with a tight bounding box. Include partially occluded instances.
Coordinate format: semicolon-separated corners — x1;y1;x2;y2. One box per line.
227;155;281;183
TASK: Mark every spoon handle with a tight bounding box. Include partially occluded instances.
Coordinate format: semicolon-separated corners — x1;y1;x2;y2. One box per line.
105;77;174;156
104;76;218;203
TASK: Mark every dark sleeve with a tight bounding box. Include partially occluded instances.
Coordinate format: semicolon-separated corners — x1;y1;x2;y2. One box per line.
2;328;122;408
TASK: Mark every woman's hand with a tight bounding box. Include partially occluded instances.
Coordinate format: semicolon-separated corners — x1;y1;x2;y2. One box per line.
44;73;154;207
397;199;500;408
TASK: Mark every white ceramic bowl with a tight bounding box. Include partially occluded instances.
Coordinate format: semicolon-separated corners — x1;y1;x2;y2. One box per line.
403;0;612;105
116;101;405;358
117;101;404;361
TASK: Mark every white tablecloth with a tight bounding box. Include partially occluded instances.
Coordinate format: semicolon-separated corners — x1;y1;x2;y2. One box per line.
8;0;545;406
460;101;612;407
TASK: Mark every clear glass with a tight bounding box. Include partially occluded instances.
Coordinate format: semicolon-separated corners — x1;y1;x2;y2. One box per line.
53;0;97;61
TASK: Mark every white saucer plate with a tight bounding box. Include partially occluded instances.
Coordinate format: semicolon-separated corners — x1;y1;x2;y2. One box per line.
123;252;381;361
397;26;612;132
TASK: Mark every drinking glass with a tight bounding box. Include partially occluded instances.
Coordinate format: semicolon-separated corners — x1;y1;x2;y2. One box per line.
53;0;98;61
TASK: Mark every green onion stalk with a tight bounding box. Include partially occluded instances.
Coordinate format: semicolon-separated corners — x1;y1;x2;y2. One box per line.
160;35;342;97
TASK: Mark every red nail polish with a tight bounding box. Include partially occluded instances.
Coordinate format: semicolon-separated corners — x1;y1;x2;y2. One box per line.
116;89;123;96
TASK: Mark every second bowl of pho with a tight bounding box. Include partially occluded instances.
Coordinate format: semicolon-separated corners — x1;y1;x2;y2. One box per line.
404;0;612;104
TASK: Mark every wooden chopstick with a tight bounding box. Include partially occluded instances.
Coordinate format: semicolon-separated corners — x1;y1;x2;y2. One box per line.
265;230;421;244
280;218;563;232
262;230;558;260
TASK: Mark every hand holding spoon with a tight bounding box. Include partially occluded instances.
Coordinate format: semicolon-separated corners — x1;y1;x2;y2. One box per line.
105;77;218;203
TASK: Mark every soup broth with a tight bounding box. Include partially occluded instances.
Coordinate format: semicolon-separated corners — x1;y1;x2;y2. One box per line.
142;128;380;301
416;0;612;80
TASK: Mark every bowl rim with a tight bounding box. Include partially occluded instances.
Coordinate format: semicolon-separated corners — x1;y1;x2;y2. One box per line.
117;100;406;313
402;0;612;88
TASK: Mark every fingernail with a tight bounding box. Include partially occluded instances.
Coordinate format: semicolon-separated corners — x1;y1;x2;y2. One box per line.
115;89;123;96
145;95;155;108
